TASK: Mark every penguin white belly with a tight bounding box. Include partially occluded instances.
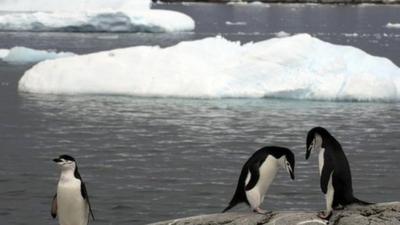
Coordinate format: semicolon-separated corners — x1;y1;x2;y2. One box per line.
318;148;325;175
318;147;335;212
257;157;279;198
245;156;279;208
326;172;334;212
57;179;89;225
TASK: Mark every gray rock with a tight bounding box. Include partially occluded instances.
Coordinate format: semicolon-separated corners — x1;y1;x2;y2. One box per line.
149;202;400;225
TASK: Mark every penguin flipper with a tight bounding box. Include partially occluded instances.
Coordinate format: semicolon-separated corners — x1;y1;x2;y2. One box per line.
224;162;259;213
81;182;95;221
51;194;57;219
245;162;261;191
320;163;333;194
223;171;248;212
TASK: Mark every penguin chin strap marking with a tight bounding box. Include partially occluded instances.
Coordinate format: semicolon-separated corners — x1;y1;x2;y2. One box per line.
310;137;320;153
309;140;314;152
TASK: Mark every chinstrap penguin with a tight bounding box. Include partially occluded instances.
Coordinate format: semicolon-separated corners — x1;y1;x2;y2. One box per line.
52;155;95;225
223;146;295;214
306;127;371;220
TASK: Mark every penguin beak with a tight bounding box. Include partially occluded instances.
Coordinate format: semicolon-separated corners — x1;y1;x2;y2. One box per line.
306;141;313;160
289;168;295;180
306;132;315;160
53;158;62;163
306;147;311;160
286;165;295;180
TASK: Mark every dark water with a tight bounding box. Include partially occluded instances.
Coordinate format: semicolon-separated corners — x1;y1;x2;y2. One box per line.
0;3;400;225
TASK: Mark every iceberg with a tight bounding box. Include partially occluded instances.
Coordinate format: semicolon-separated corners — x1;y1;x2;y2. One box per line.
1;47;75;64
0;0;150;12
18;34;400;101
0;10;195;33
0;0;194;33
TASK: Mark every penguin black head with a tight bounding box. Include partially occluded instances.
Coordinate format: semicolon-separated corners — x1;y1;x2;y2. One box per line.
306;127;331;159
53;155;77;170
271;147;295;180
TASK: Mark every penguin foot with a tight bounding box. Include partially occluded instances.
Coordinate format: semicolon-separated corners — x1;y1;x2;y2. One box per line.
317;211;332;220
253;208;270;215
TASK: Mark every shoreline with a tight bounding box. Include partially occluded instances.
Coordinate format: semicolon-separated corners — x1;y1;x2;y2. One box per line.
149;202;400;225
155;0;400;5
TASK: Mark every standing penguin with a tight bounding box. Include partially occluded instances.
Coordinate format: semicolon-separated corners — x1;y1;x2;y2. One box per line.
51;155;95;225
306;127;370;220
223;146;295;214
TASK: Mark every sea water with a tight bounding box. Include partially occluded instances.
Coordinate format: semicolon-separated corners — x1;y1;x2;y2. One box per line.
0;3;399;225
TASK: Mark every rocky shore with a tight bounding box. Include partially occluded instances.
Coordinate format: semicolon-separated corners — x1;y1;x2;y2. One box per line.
157;0;400;4
149;202;400;225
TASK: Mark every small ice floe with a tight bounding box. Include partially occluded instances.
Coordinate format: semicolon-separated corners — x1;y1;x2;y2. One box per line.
0;49;10;59
249;1;271;7
343;33;359;37
225;21;247;26
227;1;247;5
274;31;291;37
386;23;400;29
0;47;75;64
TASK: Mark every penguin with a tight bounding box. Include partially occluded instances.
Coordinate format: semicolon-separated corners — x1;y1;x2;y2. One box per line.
51;155;95;225
223;146;295;214
306;127;370;220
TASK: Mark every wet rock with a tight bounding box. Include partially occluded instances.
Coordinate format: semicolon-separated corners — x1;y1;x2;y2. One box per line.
149;202;400;225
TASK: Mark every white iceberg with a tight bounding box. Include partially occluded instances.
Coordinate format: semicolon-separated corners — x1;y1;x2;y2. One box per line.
386;23;400;29
0;10;195;33
18;34;400;101
0;0;194;33
0;0;150;12
1;47;75;64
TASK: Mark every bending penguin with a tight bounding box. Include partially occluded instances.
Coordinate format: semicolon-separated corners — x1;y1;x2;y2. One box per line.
306;127;370;220
223;146;295;214
52;155;95;225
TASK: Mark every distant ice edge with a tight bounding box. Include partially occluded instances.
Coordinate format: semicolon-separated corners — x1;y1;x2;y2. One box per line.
18;34;400;102
0;10;195;33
